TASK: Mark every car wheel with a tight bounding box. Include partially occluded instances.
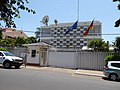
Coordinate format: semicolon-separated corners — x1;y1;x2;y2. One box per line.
15;66;20;69
109;73;118;81
3;61;11;69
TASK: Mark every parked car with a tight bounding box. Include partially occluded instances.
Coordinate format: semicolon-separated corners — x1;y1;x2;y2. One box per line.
0;51;23;69
103;61;120;81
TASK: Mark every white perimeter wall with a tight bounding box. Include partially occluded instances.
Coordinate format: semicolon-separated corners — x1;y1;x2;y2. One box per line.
48;51;75;68
48;51;116;70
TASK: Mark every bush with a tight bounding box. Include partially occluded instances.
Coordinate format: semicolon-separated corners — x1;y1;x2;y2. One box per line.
0;48;7;51
104;55;120;62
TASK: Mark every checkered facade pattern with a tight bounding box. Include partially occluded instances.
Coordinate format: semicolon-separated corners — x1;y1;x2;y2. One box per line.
36;21;102;49
51;27;88;48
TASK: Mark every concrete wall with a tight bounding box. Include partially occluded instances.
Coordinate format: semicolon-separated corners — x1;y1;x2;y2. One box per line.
48;51;75;68
48;50;118;70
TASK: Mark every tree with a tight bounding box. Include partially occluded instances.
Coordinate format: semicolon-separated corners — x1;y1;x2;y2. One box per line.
35;27;41;41
113;0;120;27
88;39;109;51
15;37;27;45
26;36;37;44
0;0;35;28
0;30;2;40
0;37;16;47
114;37;120;50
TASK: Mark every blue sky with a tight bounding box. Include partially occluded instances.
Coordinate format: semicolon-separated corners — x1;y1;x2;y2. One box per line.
14;0;120;43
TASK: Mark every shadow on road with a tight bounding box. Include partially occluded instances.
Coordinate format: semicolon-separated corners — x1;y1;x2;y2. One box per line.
102;77;120;82
0;66;21;69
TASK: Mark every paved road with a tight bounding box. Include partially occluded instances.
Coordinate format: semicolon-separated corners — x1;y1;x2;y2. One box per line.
0;67;120;90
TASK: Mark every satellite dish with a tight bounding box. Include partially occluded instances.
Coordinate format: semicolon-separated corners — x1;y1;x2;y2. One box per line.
54;19;58;25
41;15;49;26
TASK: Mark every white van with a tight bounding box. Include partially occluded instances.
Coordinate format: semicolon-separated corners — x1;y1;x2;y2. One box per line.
0;51;23;69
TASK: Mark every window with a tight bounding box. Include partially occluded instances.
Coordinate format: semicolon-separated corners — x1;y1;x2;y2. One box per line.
77;43;80;46
54;41;56;43
84;43;87;46
54;32;57;34
31;50;36;57
73;41;76;43
60;27;63;30
111;63;120;68
60;41;63;43
60;31;63;34
70;33;73;36
0;52;4;56
4;52;14;56
54;28;57;30
70;43;73;46
105;62;108;67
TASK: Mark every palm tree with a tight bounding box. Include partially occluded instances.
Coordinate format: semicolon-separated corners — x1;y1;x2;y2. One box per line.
88;39;108;51
35;27;42;41
115;37;120;50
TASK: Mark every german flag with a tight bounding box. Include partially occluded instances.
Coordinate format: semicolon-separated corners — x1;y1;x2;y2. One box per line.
83;20;94;36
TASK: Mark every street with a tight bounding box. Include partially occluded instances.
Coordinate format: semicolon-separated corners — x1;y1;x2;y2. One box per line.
0;67;120;90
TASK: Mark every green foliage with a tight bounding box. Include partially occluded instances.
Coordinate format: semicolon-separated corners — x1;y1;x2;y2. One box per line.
0;48;7;51
0;37;15;47
0;31;2;40
114;19;120;27
88;39;109;51
113;0;120;27
104;55;120;62
0;0;36;28
113;0;119;2
0;36;37;47
26;36;37;44
15;37;27;45
114;37;120;49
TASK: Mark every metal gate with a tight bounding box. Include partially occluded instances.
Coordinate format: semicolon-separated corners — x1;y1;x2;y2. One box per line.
40;48;48;66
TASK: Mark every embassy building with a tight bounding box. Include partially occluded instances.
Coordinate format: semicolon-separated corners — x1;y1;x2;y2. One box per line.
35;21;102;49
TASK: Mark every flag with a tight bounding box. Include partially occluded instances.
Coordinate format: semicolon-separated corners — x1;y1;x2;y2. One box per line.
64;20;78;35
83;20;94;36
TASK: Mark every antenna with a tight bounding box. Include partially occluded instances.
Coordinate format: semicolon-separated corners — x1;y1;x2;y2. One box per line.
41;15;49;26
54;19;58;25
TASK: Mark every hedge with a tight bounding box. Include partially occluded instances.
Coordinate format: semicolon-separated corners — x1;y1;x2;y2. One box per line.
0;48;7;51
104;55;120;62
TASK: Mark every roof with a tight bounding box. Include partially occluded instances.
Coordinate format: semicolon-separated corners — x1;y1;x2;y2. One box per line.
0;28;28;39
24;42;51;47
2;31;28;39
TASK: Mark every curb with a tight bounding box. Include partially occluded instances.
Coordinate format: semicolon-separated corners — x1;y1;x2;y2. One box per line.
21;65;105;77
21;66;75;74
74;69;105;77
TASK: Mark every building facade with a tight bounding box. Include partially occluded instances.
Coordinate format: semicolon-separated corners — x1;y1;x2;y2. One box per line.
35;21;102;49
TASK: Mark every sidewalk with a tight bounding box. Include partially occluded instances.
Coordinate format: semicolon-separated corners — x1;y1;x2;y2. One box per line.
23;65;75;74
22;65;104;77
75;69;104;77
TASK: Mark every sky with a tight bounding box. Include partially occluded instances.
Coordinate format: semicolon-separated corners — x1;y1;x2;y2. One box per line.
14;0;120;43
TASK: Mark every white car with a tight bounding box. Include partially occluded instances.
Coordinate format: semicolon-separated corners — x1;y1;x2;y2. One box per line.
103;61;120;81
0;51;23;69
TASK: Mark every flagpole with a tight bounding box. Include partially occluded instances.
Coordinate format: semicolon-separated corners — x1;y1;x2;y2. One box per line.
77;0;79;21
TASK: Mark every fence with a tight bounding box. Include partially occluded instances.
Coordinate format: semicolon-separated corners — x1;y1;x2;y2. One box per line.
48;50;75;68
48;50;120;70
8;47;27;64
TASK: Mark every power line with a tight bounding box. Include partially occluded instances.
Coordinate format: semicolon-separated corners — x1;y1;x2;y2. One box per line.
23;30;120;36
90;33;120;35
102;33;120;35
22;30;35;33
